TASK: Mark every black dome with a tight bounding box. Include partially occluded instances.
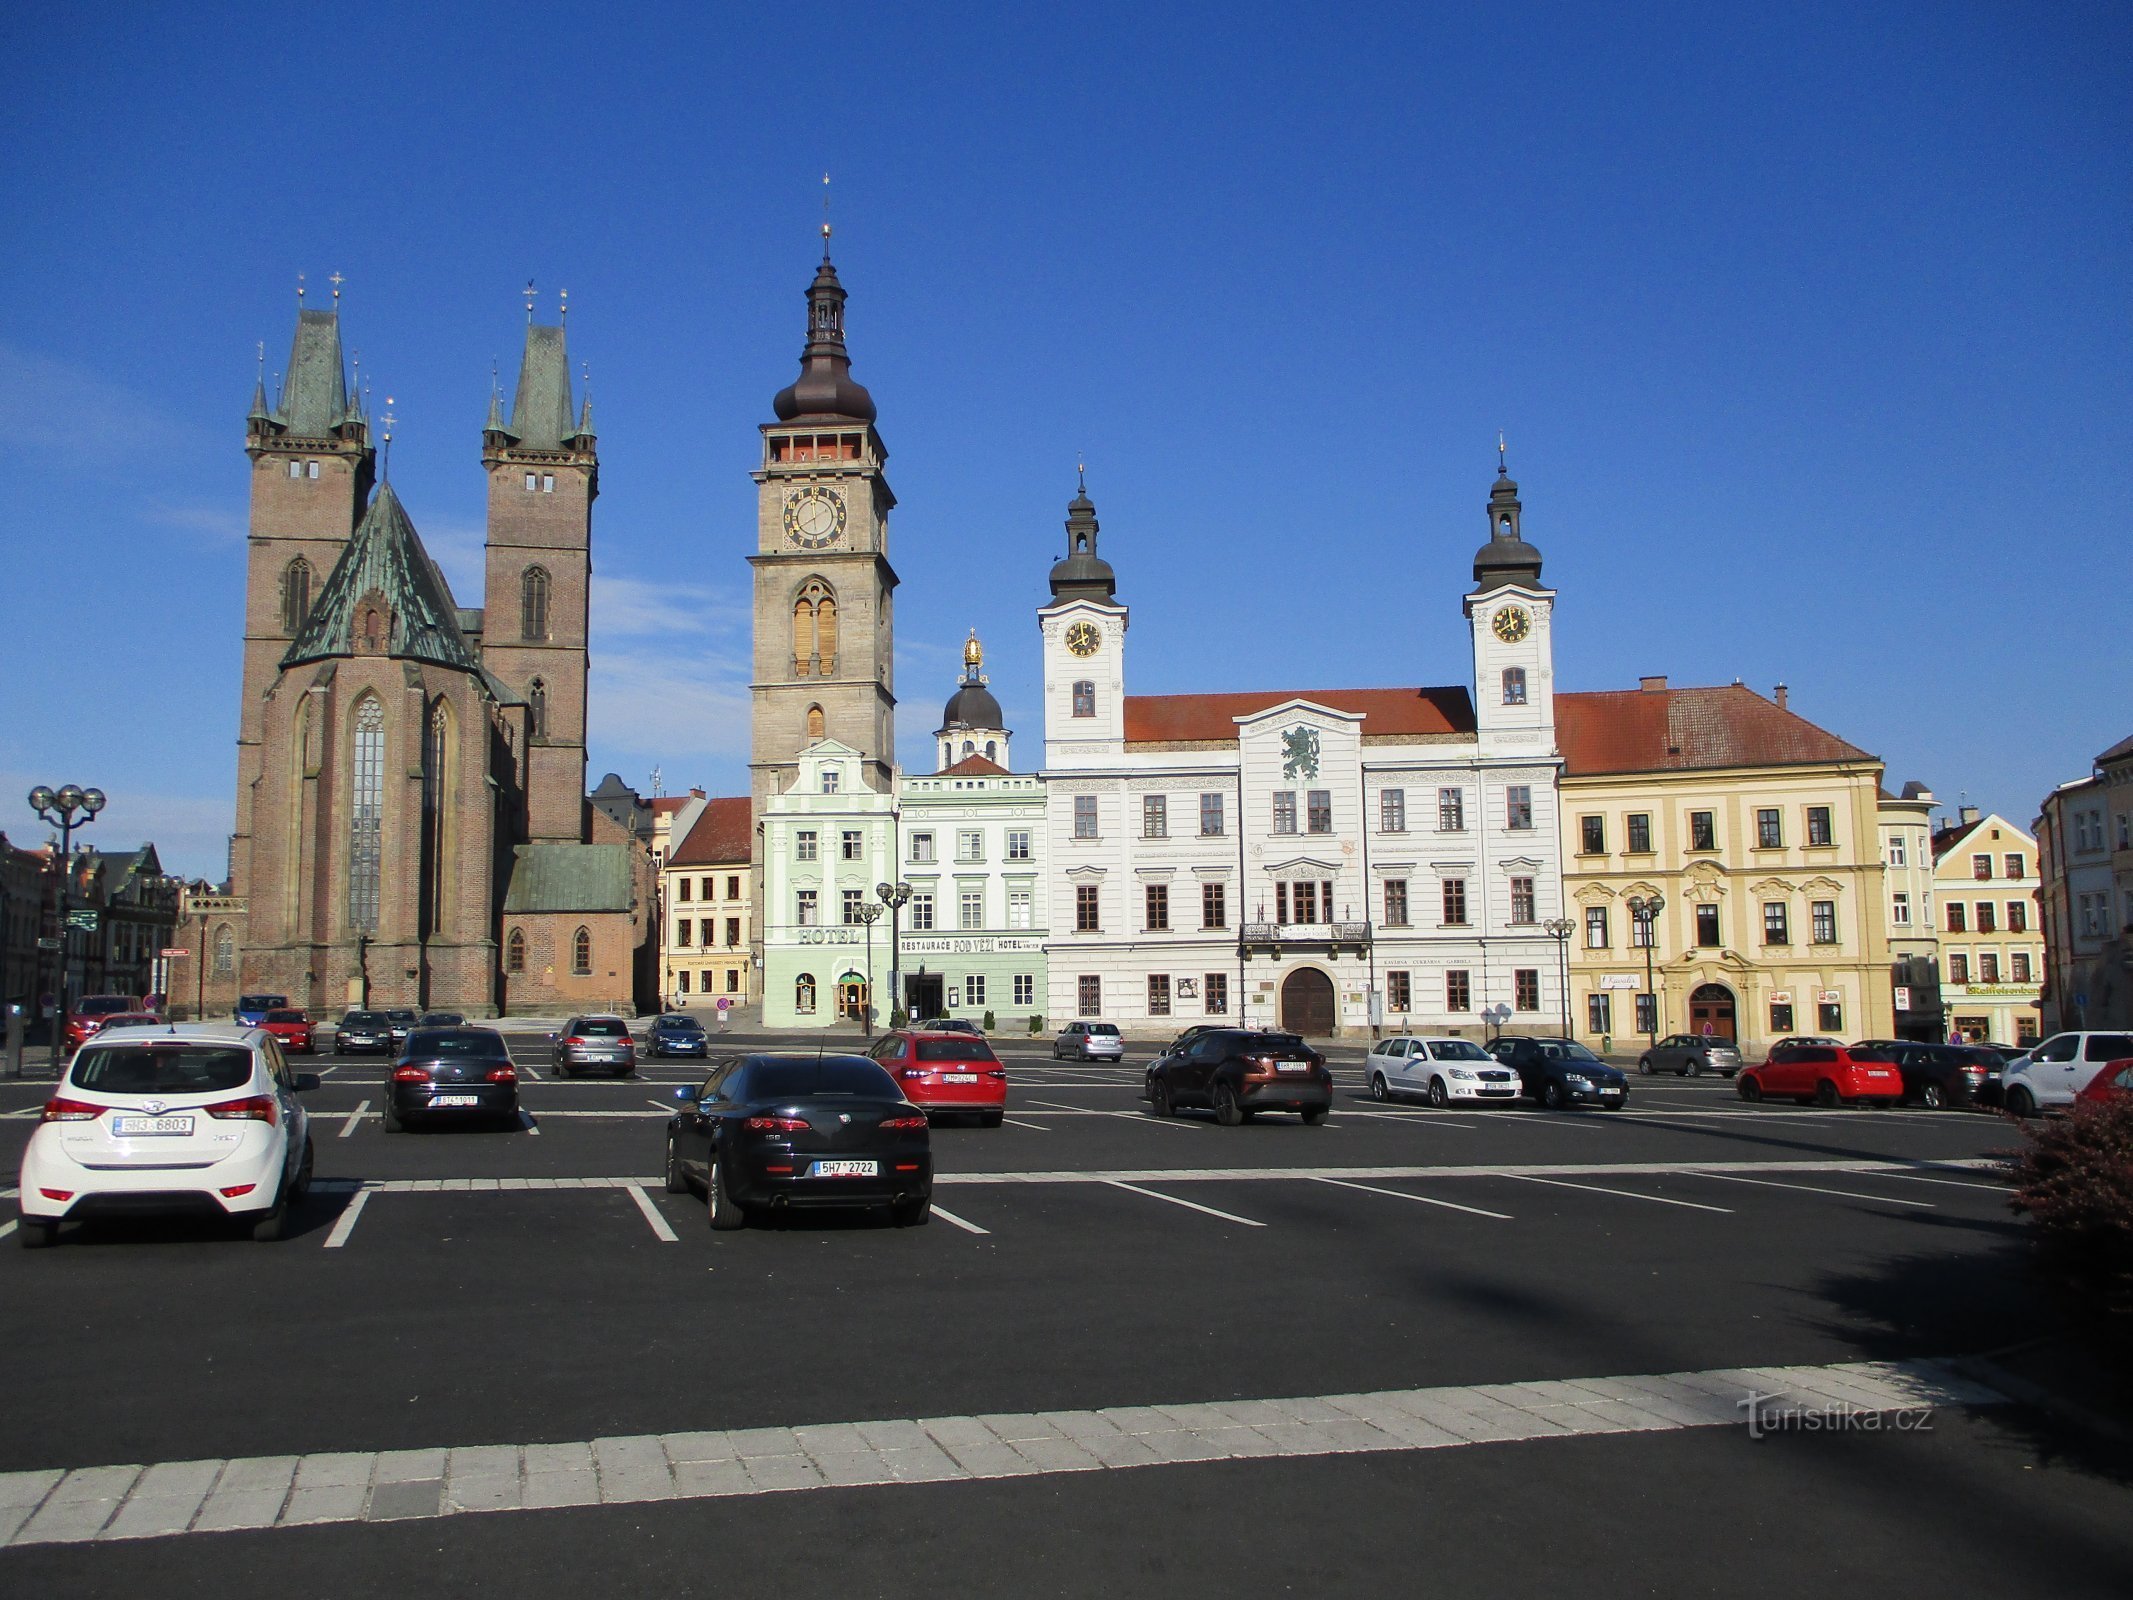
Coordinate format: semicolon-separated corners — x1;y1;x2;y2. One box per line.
941;682;1004;730
772;257;877;424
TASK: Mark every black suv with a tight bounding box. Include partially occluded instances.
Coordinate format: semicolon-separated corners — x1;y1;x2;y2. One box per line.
1145;1029;1331;1125
1854;1039;1998;1109
1486;1036;1630;1109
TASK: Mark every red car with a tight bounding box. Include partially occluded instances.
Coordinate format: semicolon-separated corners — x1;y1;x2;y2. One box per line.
63;995;147;1052
1738;1040;1905;1107
866;1030;1007;1126
2075;1058;2133;1106
260;1008;316;1054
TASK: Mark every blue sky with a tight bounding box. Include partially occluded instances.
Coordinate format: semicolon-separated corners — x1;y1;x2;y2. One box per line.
2;1;2126;878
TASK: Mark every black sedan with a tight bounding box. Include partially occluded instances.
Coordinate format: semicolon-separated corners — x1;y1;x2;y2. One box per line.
647;1013;710;1058
1857;1040;1998;1109
385;1028;519;1129
1144;1029;1331;1124
665;1054;932;1229
1487;1036;1630;1109
335;1010;394;1054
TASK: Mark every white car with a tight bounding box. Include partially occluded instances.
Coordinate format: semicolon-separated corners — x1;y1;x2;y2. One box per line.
1365;1035;1520;1107
18;1023;316;1246
2001;1030;2133;1117
1053;1021;1125;1061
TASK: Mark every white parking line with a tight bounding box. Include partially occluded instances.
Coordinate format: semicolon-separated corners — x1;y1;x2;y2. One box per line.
928;1203;990;1235
518;1110;541;1135
1000;1117;1050;1132
1309;1175;1513;1220
337;1100;370;1138
645;1098;680;1113
1104;1180;1265;1227
0;1220;15;1241
625;1185;679;1242
1688;1170;1936;1207
1337;1109;1481;1129
1511;1174;1734;1214
1028;1098;1197;1129
322;1188;371;1248
1854;1168;2002;1191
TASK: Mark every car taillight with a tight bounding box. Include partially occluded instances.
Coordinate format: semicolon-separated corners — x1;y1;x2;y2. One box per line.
899;1067;926;1079
486;1066;517;1084
563;1037;586;1047
392;1066;428;1082
745;1115;810;1134
882;1113;927;1129
206;1095;279;1125
41;1098;105;1122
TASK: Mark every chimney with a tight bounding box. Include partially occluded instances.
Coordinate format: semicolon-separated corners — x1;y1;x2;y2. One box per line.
1774;683;1789;711
1959;804;1980;826
1639;675;1667;693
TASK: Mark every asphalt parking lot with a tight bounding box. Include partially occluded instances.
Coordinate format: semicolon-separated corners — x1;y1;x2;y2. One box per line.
3;1029;2127;1598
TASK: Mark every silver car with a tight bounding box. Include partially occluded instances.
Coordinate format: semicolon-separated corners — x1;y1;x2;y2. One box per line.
1053;1021;1125;1061
552;1015;637;1078
1638;1034;1743;1077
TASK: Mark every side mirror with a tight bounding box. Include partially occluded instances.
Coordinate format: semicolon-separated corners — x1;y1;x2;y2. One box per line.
548;1032;558;1042
672;1085;694;1102
293;1072;322;1092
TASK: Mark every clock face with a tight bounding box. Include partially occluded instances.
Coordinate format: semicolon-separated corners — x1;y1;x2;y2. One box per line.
783;488;846;549
1064;621;1101;658
1492;606;1531;644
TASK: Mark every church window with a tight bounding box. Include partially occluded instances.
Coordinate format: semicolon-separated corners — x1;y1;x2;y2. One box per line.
281;558;314;635
806;705;825;739
1502;667;1527;705
541;474;555;494
349;697;385;934
505;927;526;972
985;741;997;762
795;973;817;1014
525;472;538;491
521;567;551;641
572;926;592;975
212;924;236;978
792;580;837;676
529;679;547;738
1071;680;1095;718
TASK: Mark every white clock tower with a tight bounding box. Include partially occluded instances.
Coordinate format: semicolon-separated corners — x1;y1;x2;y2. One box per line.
1463;455;1558;761
1038;477;1129;769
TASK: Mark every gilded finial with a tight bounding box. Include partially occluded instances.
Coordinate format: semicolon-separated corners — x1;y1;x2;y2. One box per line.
1497;431;1508;477
329;270;345;303
559;287;568;321
1076;454;1087;495
964;628;983;671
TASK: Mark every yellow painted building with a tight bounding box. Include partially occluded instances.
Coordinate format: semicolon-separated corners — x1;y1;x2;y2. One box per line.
1929;808;2043;1048
1557;680;1894;1056
657;797;754;1011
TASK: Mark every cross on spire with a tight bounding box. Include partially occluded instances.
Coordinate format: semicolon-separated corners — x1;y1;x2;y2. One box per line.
296;271;306;303
329;270;345;302
380;395;397;477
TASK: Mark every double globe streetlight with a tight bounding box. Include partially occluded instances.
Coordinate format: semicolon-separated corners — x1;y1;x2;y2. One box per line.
1625;891;1667;1049
1541;916;1576;1039
874;879;912;1027
28;784;106;1076
852;901;883;1034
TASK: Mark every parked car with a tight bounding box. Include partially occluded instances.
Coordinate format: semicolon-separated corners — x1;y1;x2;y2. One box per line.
335;1010;394;1054
553;1015;637;1077
648;1013;710;1059
918;1017;985;1038
260;1008;315;1055
1363;1035;1519;1107
664;1053;932;1228
1637;1034;1743;1077
1053;1021;1125;1062
1146;1029;1331;1124
2002;1031;2133;1116
385;1028;517;1130
18;1022;317;1246
418;1012;466;1028
1854;1040;1996;1110
234;994;288;1027
64;1006;158;1051
2074;1059;2133;1107
868;1030;1007;1125
383;1009;420;1048
1737;1041;1903;1107
89;1013;164;1034
76;995;143;1020
1486;1036;1630;1110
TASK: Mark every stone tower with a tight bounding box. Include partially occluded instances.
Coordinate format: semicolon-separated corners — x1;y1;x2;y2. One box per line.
748;236;898;810
230;294;373;917
482;299;597;844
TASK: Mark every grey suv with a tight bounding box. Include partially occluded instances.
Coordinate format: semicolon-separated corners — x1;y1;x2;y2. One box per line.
1638;1034;1743;1077
552;1015;637;1078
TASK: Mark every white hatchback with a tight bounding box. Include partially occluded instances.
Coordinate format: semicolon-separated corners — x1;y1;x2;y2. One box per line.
2001;1030;2133;1116
1364;1036;1521;1107
18;1023;316;1246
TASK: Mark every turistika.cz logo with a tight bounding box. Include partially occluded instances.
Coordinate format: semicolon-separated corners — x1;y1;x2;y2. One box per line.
1737;1392;1935;1440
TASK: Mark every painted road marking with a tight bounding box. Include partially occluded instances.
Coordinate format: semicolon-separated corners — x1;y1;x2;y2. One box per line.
1688;1170;1935;1208
1027;1098;1197;1129
0;1220;15;1241
0;1357;2004;1547
1000;1117;1050;1131
624;1185;679;1243
927;1204;990;1235
321;1189;371;1249
1104;1180;1265;1227
337;1101;369;1139
1510;1174;1733;1214
518;1111;541;1136
1308;1175;1513;1220
1336;1109;1480;1129
1856;1169;2004;1191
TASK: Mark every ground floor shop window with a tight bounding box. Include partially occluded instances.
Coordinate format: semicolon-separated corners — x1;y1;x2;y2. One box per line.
1514;969;1540;1011
795;973;816;1014
1385;970;1410;1012
1634;993;1656;1034
1205;973;1228;1015
1014;974;1034;1007
1769;1000;1794;1032
1587;993;1612;1033
1817;999;1844;1033
1148;974;1170;1015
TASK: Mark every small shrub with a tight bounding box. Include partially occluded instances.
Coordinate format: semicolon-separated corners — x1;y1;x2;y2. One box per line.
2006;1096;2133;1308
981;1010;996;1033
1029;1014;1044;1034
889;1007;908;1030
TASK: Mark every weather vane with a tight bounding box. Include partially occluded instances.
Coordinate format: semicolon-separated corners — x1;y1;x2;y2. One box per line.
296;271;306;303
821;171;833;255
380;395;397;476
524;278;536;323
329;270;344;302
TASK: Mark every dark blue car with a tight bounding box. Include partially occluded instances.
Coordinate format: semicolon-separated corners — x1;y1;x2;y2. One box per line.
1486;1036;1630;1110
648;1013;709;1058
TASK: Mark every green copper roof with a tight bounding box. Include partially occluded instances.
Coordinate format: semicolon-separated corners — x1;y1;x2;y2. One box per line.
507;323;578;450
502;843;636;914
281;481;482;673
274;309;351;437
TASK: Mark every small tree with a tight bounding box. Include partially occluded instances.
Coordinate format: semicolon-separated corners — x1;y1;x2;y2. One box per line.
981;1009;996;1033
2006;1096;2133;1310
1029;1014;1043;1034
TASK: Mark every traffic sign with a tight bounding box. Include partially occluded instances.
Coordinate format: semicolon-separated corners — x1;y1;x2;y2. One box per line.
715;996;732;1012
35;937;60;951
65;909;98;933
160;947;189;958
2075;992;2089;1008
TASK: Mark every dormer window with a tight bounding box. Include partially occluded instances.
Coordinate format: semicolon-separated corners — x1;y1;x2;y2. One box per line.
822;768;840;795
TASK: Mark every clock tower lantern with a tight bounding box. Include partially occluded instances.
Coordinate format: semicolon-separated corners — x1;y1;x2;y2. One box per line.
1462;451;1558;760
748;233;898;809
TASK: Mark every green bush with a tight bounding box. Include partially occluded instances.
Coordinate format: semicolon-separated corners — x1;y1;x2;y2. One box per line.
889;1007;908;1030
1029;1014;1043;1034
981;1010;996;1033
2007;1096;2133;1308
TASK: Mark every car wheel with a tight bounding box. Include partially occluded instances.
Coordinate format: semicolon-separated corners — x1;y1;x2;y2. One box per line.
250;1187;291;1242
17;1219;56;1249
1687;1058;1703;1078
1427;1077;1449;1109
1815;1079;1842;1109
665;1136;691;1194
382;1099;401;1132
894;1196;932;1227
1540;1081;1565;1110
1738;1077;1763;1102
1921;1083;1945;1111
1300;1106;1326;1125
2005;1086;2036;1119
1213;1081;1245;1126
1369;1073;1389;1102
709;1157;747;1231
1149;1077;1174;1118
1637;1056;1652;1075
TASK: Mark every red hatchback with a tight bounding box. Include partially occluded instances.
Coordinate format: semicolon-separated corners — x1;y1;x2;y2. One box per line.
260;1008;316;1054
1739;1041;1905;1107
2075;1059;2133;1106
867;1031;1007;1126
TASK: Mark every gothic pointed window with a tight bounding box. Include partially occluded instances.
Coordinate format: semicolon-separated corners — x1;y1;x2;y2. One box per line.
505;926;526;973
348;696;385;934
806;705;825;740
529;679;547;739
521;567;551;641
212;924;236;978
793;580;837;676
421;699;452;938
281;557;314;635
571;925;592;976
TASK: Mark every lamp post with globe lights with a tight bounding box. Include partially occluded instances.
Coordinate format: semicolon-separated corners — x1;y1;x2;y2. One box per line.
1542;916;1576;1039
1625;892;1666;1049
853;901;883;1035
28;784;105;1075
875;879;912;1025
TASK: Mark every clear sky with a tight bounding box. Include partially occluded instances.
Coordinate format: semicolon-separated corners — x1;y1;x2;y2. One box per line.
2;1;2126;878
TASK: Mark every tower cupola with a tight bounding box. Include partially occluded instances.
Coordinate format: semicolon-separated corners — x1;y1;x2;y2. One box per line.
1471;444;1543;591
771;237;877;424
1047;471;1116;601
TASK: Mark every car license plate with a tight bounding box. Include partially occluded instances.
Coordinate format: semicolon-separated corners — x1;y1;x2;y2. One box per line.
942;1073;978;1083
112;1114;194;1136
1601;1088;1624;1097
430;1094;479;1107
1276;1062;1310;1074
809;1159;877;1178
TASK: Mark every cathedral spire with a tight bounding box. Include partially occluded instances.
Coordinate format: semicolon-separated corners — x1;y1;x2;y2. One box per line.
504;299;576;451
771;225;877;424
272;300;353;439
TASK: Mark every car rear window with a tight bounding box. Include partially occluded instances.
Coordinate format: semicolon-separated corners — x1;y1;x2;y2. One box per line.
745;1060;902;1100
1239;1033;1308;1053
916;1039;999;1062
578;1019;628;1037
407;1030;508;1057
239;995;287;1011
78;997;136;1016
1087;1024;1120;1036
265;1010;306;1024
1847;1045;1898;1063
344;1012;387;1026
72;1045;253;1094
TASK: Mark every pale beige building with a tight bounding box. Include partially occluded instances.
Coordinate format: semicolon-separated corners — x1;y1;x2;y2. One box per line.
1557;680;1894;1056
1930;808;2042;1047
659;798;753;1010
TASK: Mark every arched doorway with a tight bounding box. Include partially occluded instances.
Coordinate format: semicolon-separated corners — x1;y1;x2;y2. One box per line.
1280;967;1337;1036
836;974;870;1021
1689;983;1736;1041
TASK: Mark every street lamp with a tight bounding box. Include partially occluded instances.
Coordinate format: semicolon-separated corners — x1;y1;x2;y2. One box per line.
853;901;883;1035
1542;916;1576;1039
1625;892;1666;1049
28;784;106;1076
875;880;912;1025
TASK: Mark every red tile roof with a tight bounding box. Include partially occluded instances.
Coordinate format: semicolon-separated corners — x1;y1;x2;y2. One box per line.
669;796;753;866
649;795;695;816
941;754;1010;776
1555;686;1874;776
1123;686;1476;745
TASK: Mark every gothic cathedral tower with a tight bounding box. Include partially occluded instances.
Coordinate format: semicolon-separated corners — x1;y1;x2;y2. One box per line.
482;300;597;845
748;237;898;810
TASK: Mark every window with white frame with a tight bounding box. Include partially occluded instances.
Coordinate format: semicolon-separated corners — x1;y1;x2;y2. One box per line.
1891;891;1911;927
842;890;865;924
1143;794;1167;838
1587;993;1613;1033
841;830;863;861
1013;974;1035;1008
910;892;935;931
1008;888;1033;929
1439;788;1465;831
1074;795;1098;839
956;829;984;863
966;975;986;1007
1585;905;1609;947
1506;786;1533;830
1272;792;1298;834
795;830;818;862
910;832;935;863
1381;789;1405;832
1006;830;1031;860
1200;792;1224;836
959;890;984;929
796;889;818;926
